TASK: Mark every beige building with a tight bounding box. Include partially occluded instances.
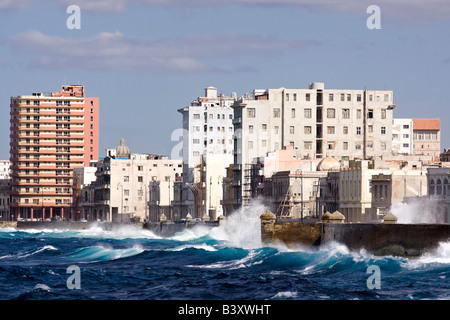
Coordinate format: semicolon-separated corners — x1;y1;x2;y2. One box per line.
412;119;440;161
77;139;182;222
232;82;396;208
339;160;427;222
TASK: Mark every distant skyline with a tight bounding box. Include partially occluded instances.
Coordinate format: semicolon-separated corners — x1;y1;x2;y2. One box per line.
1;0;449;160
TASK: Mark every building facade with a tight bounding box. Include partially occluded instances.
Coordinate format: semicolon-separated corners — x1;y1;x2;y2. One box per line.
392;119;413;155
177;87;235;218
9;85;99;221
232;82;396;208
412;119;440;161
77;140;183;222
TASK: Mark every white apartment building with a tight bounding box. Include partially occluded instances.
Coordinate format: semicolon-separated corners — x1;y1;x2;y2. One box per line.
177;87;236;218
392;119;413;155
232;82;396;207
0;161;10;180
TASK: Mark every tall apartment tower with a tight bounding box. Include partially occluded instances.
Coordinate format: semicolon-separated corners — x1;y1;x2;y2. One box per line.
9;85;99;221
232;82;396;207
177;87;236;217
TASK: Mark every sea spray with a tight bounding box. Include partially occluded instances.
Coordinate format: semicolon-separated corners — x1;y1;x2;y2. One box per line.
209;198;269;249
390;196;443;223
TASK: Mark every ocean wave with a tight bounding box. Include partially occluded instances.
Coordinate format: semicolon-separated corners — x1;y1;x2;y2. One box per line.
17;245;58;259
168;243;217;252
66;245;145;263
187;248;268;270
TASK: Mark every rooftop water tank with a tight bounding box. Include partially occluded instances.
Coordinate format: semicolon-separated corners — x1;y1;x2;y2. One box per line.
309;82;325;90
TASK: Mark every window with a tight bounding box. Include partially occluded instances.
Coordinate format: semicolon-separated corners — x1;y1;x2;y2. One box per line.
384;94;389;102
327;142;335;150
304;126;312;134
138;166;143;171
193;151;199;157
368;109;373;118
290;126;295;134
403;124;409;129
249;125;253;134
347;94;351;101
403;143;409;148
342;109;350;119
274;126;279;134
340;93;345;101
355;144;362;150
247;108;255;118
193;126;200;132
262;140;267;147
285;93;289;101
356;127;361;135
124;176;129;182
329;93;334;102
381;109;386;119
327;126;335;134
138;176;143;182
381;142;387;150
304;142;312;150
403;134;409;138
293;93;297;101
291;108;295;118
343;126;348;134
193;114;200;119
368;125;373;133
262;124;267;132
357;94;362;102
304;109;312;118
327;108;335;118
381;127;386;134
343;142;348;150
193;139;200;144
357;109;361;119
306;93;310;101
273;108;280;118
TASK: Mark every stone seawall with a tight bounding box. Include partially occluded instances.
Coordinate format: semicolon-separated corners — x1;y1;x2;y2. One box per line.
260;210;450;257
143;221;220;237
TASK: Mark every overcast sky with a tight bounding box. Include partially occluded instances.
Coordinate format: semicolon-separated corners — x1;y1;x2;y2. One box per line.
1;0;449;159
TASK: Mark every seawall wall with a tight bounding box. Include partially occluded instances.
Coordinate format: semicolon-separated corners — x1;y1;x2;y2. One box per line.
260;210;450;257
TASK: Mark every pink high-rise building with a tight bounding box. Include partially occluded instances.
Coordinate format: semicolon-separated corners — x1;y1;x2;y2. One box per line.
9;85;99;221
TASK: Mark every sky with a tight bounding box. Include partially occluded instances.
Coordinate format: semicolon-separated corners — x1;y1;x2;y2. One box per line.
1;0;449;160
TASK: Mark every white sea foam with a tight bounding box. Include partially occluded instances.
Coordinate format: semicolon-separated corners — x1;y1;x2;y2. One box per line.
404;240;450;268
169;243;217;252
34;284;51;292
390;197;442;224
208;198;268;249
272;291;298;299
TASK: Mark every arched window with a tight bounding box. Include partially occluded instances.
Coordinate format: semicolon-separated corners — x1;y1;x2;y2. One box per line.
430;179;435;195
437;179;442;195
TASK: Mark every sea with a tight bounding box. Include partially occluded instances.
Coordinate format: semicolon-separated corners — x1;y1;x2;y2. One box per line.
0;201;449;302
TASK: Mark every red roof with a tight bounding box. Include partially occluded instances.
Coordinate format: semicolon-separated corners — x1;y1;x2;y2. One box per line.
413;119;440;130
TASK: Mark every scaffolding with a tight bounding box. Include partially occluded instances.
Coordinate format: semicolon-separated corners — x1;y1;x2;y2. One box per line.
277;186;294;218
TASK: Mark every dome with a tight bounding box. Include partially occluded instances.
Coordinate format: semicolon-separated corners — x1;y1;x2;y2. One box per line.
116;138;131;158
317;156;340;171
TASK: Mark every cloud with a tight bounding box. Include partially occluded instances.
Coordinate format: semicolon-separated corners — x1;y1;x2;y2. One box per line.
6;30;318;73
